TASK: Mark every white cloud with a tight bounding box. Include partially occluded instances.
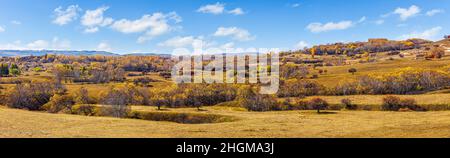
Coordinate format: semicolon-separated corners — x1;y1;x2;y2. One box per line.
158;36;216;49
0;26;5;32
0;38;71;50
197;3;244;15
0;40;24;50
111;12;181;43
291;3;300;8
26;40;50;49
111;12;182;43
84;27;99;33
197;3;225;14
52;37;71;50
11;20;21;25
394;5;420;21
374;19;384;25
399;26;442;40
81;6;113;33
306;21;354;33
220;42;235;49
213;27;254;41
228;8;244;15
358;16;366;23
96;42;112;51
52;5;81;25
426;9;444;16
158;36;198;48
294;41;309;49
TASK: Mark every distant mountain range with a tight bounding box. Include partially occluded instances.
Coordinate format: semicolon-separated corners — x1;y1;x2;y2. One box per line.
0;50;171;57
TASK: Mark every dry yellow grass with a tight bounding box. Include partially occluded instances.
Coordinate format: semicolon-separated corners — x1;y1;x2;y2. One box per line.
0;55;449;138
314;58;450;87
304;94;450;105
2;106;450;138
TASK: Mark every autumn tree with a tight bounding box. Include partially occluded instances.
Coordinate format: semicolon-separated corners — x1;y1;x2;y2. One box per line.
348;68;357;75
43;94;75;113
0;63;9;77
9;63;20;76
428;45;445;59
309;98;329;113
5;81;59;110
73;87;90;104
236;85;278;111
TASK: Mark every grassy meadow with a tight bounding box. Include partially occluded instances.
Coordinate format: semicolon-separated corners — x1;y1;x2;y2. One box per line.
3;106;450;138
0;49;449;138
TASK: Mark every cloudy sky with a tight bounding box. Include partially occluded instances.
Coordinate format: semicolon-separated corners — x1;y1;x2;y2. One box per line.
0;0;449;54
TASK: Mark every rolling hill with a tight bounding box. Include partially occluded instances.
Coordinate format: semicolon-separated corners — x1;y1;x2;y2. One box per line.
0;50;118;57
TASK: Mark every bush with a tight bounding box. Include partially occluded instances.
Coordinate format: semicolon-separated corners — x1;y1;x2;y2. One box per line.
341;98;357;110
244;94;279;111
72;104;97;116
42;94;75;113
280;99;296;110
332;81;359;95
5;82;59;110
277;79;323;97
73;87;91;104
309;98;329;113
399;98;426;111
294;100;311;110
348;68;357;75
133;77;156;87
97;105;130;118
381;96;425;111
381;96;401;111
358;68;450;94
237;86;279;111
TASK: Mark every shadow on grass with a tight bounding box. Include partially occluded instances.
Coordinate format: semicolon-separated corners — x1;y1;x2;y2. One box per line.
318;111;338;115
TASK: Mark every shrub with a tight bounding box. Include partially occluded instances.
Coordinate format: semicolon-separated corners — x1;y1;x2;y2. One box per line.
277;79;323;97
133;77;156;87
358;68;450;94
399;98;426;111
309;98;329;113
72;104;97;116
42;94;75;113
294;100;310;110
100;87;131;106
97;105;130;118
332;81;359;95
281;99;296;110
341;98;357;110
382;96;426;111
244;94;279;111
73;87;90;104
237;86;278;112
348;68;357;75
99;85;150;106
5;82;59;110
381;96;401;111
150;96;167;110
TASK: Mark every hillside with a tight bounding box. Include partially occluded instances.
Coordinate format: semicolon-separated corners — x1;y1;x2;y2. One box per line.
3;106;450;138
0;50;173;57
0;50;118;57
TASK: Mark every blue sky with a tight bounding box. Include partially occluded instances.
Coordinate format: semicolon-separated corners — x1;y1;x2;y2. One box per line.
0;0;449;54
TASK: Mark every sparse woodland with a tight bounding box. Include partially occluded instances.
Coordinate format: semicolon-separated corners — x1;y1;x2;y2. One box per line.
0;38;449;122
